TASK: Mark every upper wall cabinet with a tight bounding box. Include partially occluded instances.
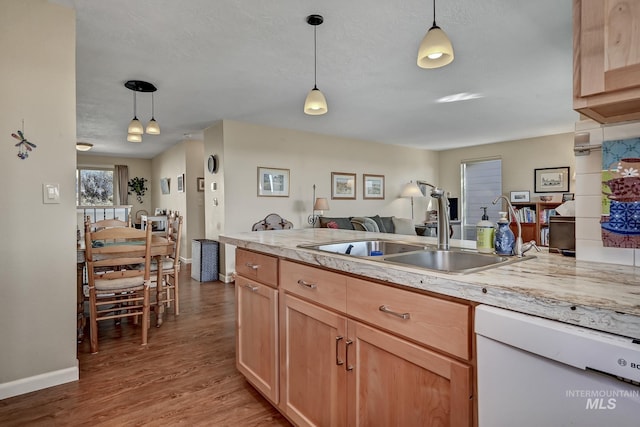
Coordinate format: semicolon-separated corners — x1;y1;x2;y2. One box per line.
573;0;640;123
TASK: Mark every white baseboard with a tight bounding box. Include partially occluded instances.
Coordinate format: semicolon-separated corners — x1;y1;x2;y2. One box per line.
219;272;234;283
0;365;79;400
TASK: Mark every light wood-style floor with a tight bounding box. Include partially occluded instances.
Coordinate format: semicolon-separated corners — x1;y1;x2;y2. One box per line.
0;266;291;426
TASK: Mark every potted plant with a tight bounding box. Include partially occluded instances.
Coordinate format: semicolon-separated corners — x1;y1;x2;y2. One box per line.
128;177;148;203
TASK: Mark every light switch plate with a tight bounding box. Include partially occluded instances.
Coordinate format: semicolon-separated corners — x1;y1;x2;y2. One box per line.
43;183;60;204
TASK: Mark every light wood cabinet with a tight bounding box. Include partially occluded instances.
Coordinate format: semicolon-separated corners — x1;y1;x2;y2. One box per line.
278;259;473;427
235;249;279;404
347;321;472;427
279;293;347;426
573;0;640;123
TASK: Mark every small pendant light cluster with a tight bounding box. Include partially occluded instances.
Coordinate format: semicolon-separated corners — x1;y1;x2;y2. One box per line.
303;14;328;115
417;0;454;69
125;80;160;143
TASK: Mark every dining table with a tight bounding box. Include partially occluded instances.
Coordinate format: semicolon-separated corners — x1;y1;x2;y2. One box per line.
76;234;174;342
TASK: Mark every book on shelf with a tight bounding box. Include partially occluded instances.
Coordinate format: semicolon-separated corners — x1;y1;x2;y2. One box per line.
513;206;536;223
539;208;557;225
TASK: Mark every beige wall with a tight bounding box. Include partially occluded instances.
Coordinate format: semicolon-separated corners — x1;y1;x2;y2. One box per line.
151;140;205;260
77;154;153;225
0;0;78;398
204;120;439;279
438;133;576;200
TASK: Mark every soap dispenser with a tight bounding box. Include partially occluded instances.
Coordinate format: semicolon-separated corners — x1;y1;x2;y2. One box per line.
476;207;495;254
494;211;515;256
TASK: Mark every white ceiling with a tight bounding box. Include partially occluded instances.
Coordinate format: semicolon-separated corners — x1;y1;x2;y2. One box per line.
54;0;578;159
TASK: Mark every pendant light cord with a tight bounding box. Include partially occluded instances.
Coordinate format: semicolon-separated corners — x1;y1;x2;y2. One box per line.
432;0;437;26
133;91;137;119
313;25;318;89
151;92;155;117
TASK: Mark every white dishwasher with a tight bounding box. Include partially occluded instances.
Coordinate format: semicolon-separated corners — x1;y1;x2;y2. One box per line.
475;305;640;427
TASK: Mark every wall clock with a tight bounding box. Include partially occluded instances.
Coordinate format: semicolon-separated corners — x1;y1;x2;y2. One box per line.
208;154;219;174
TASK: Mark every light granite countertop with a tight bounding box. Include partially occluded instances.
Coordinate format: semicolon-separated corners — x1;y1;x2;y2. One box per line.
220;229;640;339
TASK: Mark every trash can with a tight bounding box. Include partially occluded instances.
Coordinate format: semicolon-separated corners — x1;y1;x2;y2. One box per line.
191;239;219;282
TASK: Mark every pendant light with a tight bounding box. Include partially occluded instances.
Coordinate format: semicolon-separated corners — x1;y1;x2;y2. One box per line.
145;92;160;135
127;90;144;135
124;80;159;141
304;14;328;115
127;133;142;143
417;0;454;69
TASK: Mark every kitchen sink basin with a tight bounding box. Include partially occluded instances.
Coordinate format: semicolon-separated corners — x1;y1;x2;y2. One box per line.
298;239;429;257
382;249;535;274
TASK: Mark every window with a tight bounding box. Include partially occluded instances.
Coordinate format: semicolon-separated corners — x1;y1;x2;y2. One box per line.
461;158;502;241
76;167;114;206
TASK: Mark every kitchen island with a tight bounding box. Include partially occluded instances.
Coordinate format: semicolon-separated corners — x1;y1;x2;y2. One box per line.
221;228;640;427
221;228;640;339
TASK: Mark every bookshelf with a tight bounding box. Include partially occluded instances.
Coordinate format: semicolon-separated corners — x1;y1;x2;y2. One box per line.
510;201;561;247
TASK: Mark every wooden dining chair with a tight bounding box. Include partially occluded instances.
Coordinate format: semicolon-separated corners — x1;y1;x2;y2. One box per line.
84;224;153;353
150;214;183;317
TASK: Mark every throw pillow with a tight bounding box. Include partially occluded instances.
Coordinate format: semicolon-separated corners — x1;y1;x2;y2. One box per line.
379;216;395;233
319;216;354;230
351;217;380;232
367;215;387;233
391;216;417;235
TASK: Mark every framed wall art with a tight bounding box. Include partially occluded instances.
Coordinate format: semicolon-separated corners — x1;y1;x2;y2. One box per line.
510;190;530;203
363;174;385;199
177;174;184;193
331;172;356;200
160;177;170;195
534;167;570;193
257;167;290;197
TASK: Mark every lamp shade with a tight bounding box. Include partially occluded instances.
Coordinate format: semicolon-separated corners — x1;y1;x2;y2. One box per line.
127;133;142;143
313;197;330;211
146;118;160;135
401;181;423;198
76;142;93;151
304;87;328;115
417;25;454;69
128;117;144;135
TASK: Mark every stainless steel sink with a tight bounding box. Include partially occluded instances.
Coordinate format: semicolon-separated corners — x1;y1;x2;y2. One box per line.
298;239;429;257
382;249;535;274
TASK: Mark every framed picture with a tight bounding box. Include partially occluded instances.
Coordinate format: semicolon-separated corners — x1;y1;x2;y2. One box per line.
562;193;575;202
197;177;205;192
534;167;570;193
177;174;184;193
331;172;356;199
510;190;530;203
257;167;290;197
160;177;170;195
363;174;385;199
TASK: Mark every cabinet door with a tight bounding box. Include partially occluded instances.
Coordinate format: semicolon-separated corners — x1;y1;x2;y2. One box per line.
280;293;347;427
236;275;279;403
574;0;640;122
347;320;473;427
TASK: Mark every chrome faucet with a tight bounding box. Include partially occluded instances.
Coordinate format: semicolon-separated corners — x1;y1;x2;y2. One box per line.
418;181;450;250
492;195;524;257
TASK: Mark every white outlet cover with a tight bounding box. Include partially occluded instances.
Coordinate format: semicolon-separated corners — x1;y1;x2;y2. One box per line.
43;183;60;204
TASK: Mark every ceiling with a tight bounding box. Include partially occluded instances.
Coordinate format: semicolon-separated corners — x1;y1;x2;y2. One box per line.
54;0;578;159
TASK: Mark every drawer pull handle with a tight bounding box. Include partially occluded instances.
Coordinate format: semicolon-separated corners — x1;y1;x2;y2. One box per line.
379;305;410;320
335;336;344;366
345;339;353;371
245;263;260;270
243;284;259;292
297;279;317;289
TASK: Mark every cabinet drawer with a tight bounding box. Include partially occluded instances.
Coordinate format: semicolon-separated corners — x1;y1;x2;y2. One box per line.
280;260;347;313
236;248;278;288
346;277;471;360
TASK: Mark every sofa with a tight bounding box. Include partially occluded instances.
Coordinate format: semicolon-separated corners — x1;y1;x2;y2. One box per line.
318;215;417;235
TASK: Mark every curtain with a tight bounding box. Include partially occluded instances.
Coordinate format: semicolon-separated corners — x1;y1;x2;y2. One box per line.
114;165;129;205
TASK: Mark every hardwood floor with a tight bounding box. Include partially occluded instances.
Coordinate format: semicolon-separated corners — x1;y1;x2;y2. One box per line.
0;266;291;426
